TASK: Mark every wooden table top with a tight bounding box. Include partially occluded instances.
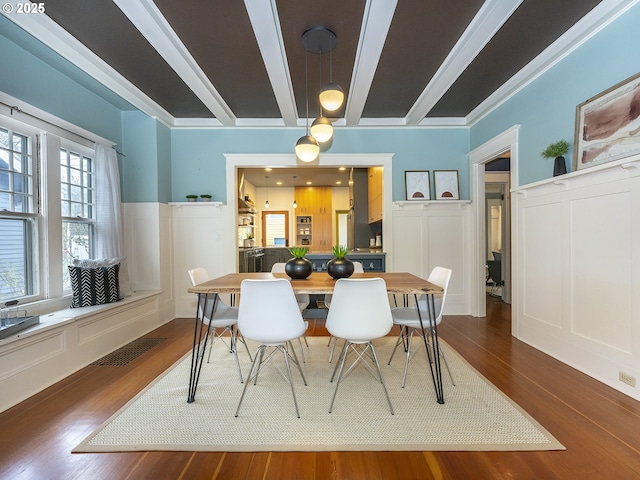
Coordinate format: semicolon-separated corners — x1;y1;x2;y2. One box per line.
188;272;442;295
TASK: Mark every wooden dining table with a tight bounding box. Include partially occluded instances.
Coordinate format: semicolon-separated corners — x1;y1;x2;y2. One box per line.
186;271;446;404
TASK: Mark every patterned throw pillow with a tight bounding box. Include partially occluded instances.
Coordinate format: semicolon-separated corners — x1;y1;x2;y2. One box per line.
69;264;121;308
73;257;133;297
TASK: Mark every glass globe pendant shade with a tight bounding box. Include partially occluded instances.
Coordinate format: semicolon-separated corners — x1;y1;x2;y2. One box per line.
319;83;344;111
310;116;334;143
295;135;320;162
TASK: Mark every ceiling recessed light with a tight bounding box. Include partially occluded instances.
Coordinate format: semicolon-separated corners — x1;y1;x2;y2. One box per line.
306;181;312;185
265;167;272;172
336;181;342;185
276;181;282;185
338;166;346;171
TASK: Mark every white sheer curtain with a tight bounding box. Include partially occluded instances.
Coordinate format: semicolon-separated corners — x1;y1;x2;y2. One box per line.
94;143;123;258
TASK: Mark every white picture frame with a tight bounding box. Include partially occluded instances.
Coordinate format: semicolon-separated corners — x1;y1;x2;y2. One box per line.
434;170;460;200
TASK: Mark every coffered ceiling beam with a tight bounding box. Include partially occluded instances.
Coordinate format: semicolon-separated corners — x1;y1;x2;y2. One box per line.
113;0;236;126
244;0;297;127
406;0;524;125
344;0;398;126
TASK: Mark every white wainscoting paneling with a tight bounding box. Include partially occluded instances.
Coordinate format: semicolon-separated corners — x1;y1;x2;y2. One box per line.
513;157;640;400
391;202;472;314
171;203;234;317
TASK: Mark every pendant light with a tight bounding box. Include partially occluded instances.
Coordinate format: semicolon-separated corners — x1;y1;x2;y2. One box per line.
292;175;298;209
310;46;334;143
264;176;270;209
319;31;344;112
295;31;320;163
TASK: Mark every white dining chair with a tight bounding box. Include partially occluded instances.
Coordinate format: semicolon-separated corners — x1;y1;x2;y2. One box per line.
271;262;310;311
324;261;363;362
235;278;308;418
325;277;394;414
387;266;455;388
188;267;252;383
271;262;310;359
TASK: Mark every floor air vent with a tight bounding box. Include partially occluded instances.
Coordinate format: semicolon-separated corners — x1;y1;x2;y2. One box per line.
90;338;166;366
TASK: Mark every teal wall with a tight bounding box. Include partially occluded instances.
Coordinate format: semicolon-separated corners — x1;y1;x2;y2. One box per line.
121;111;173;203
471;2;640;185
0;15;124;147
170;127;469;203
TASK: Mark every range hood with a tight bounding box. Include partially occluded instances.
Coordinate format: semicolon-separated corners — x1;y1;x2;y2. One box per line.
237;171;257;213
238;197;257;213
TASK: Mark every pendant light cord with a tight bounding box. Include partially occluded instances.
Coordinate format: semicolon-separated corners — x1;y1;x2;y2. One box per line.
304;35;310;134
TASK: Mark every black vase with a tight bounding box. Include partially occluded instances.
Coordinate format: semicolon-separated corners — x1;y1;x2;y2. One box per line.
284;257;312;280
553;156;567;176
327;257;355;279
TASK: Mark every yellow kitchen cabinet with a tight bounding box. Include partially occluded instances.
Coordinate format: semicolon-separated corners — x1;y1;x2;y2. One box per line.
295;186;332;251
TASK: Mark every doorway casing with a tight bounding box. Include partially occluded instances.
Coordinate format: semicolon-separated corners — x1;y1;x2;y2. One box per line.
469;125;519;325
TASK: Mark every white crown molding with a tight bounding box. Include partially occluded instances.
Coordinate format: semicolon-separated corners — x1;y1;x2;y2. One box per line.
344;0;398;126
466;0;640;125
113;0;235;126
405;0;524;125
1;2;175;128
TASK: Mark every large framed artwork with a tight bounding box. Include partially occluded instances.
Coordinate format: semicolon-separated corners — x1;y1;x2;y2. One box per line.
434;170;460;200
404;171;430;200
573;72;640;171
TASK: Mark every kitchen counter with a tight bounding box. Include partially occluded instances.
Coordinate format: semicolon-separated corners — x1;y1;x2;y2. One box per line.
306;251;386;272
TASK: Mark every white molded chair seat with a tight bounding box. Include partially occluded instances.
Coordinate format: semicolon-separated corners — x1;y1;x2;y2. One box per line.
325;261;364;362
387;266;455;388
271;262;310;310
188;267;252;383
271;262;310;358
325;277;394;414
235;278;309;418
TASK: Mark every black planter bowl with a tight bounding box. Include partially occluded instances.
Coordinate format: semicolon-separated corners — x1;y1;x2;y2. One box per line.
285;258;313;280
327;257;355;279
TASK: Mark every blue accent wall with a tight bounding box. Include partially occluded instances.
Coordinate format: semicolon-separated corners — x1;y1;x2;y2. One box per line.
170;127;469;203
471;2;640;185
0;16;124;147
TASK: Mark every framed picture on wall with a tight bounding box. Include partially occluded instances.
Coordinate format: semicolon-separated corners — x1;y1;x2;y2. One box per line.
573;71;640;171
434;170;460;200
404;170;430;200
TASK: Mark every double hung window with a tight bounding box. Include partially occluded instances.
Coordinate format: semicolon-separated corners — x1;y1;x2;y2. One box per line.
0;126;37;302
60;147;95;289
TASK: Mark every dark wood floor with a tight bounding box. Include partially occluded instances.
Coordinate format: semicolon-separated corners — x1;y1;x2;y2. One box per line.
1;296;639;479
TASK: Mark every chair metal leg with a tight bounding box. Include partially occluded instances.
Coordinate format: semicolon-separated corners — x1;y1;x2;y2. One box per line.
235;345;265;417
329;341;394;414
235;343;305;418
297;338;306;363
369;343;395;415
280;345;301;418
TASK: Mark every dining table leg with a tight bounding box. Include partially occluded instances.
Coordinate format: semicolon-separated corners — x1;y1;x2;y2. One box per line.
414;293;445;404
187;292;218;403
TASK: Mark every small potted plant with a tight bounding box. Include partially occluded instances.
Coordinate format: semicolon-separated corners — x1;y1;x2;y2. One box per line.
186;194;198;202
285;246;312;279
327;245;355;279
541;139;570;176
200;194;212;202
244;233;255;248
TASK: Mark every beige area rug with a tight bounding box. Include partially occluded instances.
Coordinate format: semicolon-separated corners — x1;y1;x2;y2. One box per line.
74;337;564;452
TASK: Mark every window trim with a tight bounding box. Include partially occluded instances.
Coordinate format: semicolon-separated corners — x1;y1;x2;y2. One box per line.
0;94;114;308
